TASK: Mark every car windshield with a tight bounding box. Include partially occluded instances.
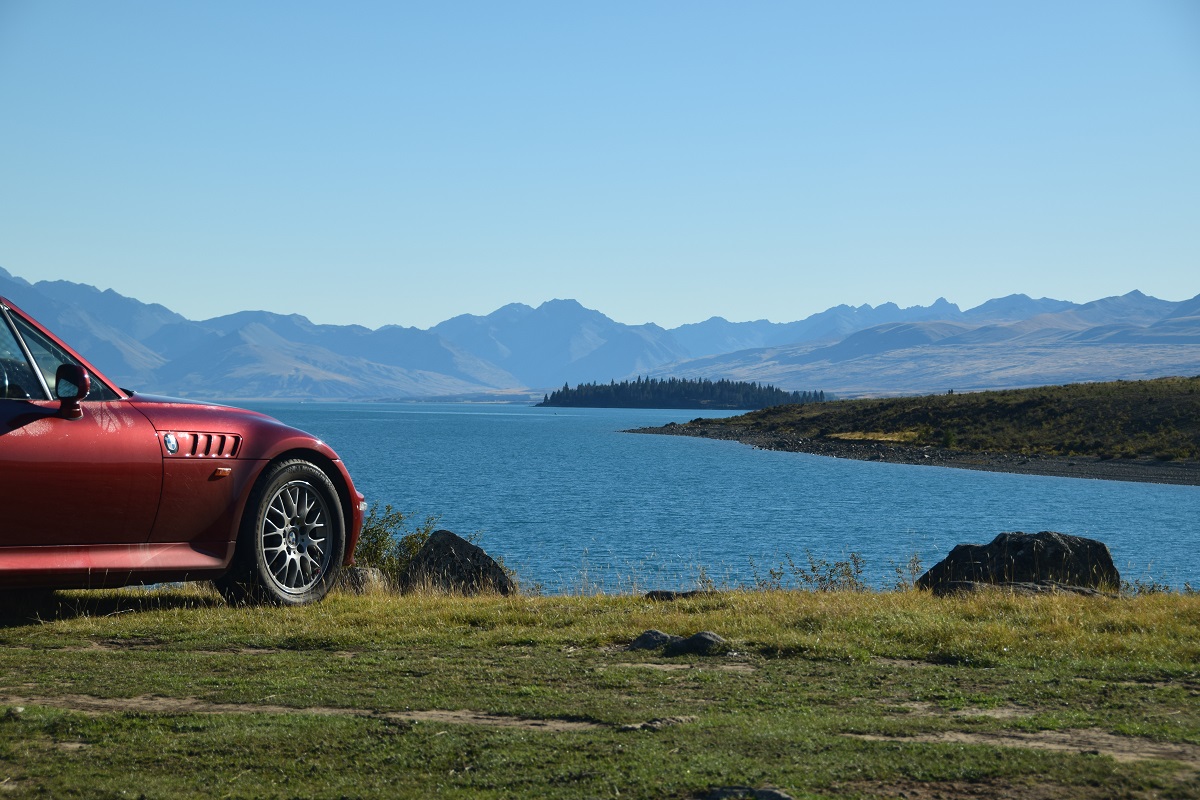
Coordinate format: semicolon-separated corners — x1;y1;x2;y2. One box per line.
1;311;49;400
3;310;119;402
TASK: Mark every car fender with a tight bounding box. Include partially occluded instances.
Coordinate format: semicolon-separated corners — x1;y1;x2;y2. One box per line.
130;397;363;562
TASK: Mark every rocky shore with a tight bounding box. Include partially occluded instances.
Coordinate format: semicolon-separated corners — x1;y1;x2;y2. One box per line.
630;421;1200;486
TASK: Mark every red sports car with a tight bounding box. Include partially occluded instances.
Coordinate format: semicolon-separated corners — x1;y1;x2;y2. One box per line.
0;295;364;605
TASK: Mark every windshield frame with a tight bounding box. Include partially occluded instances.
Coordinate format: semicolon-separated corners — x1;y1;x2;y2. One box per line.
0;298;126;402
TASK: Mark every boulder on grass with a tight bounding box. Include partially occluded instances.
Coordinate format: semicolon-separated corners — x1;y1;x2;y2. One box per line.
644;589;719;601
916;531;1119;596
628;629;730;655
664;631;729;657
628;629;684;651
398;530;516;596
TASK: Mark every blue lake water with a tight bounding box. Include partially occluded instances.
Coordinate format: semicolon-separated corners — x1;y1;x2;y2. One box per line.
249;402;1200;592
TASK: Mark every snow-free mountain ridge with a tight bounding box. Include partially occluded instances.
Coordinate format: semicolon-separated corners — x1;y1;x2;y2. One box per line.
2;267;1197;400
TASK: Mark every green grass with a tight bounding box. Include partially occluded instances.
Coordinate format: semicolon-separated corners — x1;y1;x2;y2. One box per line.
703;376;1200;460
1;586;1198;798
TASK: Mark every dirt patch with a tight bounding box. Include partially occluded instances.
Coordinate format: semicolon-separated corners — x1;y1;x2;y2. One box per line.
891;701;1031;719
608;662;757;673
620;716;698;732
843;778;1108;799
99;637;163;649
0;693;601;732
1073;677;1197;691
38;643;357;658
32;644;90;653
612;662;693;671
37;638;167;651
875;657;930;669
845;728;1200;765
397;709;598;731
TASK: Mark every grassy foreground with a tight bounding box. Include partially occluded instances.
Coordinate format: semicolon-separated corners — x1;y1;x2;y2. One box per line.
1;587;1198;799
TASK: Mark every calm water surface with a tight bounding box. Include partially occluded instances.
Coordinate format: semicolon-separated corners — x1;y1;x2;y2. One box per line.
250;402;1200;592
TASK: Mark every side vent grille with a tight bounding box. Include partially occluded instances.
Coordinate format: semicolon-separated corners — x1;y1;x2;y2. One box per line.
163;432;242;458
189;432;241;458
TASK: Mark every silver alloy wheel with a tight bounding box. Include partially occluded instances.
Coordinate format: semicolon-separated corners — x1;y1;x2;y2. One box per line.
259;479;333;595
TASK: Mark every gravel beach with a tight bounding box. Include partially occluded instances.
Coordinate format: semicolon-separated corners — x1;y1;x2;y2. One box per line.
631;421;1200;487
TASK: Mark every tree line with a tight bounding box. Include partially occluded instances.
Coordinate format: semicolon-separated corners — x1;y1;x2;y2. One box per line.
538;377;826;410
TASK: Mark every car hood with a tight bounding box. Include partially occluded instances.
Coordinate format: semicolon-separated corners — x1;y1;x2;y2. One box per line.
125;393;277;424
123;394;330;459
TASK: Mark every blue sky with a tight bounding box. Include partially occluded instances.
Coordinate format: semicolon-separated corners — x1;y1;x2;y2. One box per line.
1;1;1197;329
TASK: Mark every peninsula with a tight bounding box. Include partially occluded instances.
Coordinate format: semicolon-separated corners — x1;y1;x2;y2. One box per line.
632;376;1200;486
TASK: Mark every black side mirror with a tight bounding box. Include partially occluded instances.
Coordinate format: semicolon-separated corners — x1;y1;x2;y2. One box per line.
55;364;91;420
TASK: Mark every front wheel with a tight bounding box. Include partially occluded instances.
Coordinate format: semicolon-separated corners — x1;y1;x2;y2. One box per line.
216;459;345;606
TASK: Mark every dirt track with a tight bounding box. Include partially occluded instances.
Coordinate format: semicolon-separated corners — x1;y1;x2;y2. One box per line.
4;692;1197;768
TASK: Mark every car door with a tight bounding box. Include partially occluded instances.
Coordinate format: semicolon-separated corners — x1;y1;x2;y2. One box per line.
0;306;161;547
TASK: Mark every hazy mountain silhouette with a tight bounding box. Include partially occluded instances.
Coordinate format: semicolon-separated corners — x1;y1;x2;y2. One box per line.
960;293;1078;322
152;322;496;399
2;266;1197;399
432;299;688;387
671;297;974;355
0;267;517;398
650;290;1200;396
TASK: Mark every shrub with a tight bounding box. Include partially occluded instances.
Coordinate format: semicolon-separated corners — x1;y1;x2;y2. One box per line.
788;550;867;592
891;553;924;590
355;503;440;587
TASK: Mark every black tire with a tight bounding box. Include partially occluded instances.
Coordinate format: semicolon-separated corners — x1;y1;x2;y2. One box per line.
216;459;345;606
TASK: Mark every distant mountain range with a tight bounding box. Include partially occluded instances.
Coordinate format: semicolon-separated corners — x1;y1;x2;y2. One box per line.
2;266;1198;399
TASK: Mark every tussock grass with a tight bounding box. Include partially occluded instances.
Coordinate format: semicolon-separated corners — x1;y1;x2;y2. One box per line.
10;585;1197;672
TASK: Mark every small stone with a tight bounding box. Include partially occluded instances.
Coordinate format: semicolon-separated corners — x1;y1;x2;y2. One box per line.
628;630;683;651
664;631;729;657
645;589;719;601
702;787;795;800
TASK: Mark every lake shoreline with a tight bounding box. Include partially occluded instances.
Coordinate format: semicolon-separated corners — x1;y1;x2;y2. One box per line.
630;422;1200;486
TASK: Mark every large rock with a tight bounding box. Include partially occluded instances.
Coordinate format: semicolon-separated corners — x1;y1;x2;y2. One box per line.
916;531;1120;595
398;530;516;596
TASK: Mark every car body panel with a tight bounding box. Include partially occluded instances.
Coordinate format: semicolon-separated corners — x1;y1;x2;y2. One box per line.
0;296;364;593
0;397;162;546
0;541;235;589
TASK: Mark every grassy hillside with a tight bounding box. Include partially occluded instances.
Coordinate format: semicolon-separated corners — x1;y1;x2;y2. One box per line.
705;377;1200;461
0;586;1197;798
